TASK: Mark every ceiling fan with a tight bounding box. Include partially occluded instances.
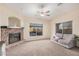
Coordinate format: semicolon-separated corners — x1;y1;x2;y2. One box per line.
36;3;62;17
37;4;51;16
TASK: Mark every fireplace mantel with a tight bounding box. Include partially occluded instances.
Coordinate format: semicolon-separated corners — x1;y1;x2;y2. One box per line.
8;27;24;29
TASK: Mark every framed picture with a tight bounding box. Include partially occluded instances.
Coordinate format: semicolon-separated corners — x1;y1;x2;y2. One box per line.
29;23;43;36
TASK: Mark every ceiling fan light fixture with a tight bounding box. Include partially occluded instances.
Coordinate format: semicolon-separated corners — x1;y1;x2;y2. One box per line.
40;13;45;16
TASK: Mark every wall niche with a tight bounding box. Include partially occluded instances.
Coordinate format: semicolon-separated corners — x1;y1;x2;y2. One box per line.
8;17;21;27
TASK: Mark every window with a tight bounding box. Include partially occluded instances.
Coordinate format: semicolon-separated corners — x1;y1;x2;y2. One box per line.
29;23;43;36
56;21;72;34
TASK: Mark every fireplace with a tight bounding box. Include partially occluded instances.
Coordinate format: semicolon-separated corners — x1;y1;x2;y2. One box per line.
1;27;24;45
9;33;21;44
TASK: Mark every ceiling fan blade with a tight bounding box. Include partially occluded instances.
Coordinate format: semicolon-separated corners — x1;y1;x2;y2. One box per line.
57;3;62;6
46;10;50;13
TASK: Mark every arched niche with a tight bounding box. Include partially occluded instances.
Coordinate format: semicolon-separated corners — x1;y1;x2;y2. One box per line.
8;17;21;27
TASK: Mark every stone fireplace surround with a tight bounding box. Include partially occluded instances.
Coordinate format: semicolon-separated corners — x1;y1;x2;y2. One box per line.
1;27;24;46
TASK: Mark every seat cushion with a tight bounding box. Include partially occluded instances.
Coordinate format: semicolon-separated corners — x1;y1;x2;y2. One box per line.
63;34;74;40
58;34;74;45
58;39;68;45
55;33;63;39
53;35;60;42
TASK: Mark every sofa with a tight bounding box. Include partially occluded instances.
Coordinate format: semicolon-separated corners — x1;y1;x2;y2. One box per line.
51;33;75;48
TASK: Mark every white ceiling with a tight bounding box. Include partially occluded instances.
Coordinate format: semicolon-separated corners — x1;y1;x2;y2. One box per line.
4;3;79;19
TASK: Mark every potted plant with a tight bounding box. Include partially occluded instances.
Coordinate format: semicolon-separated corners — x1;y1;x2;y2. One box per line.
74;35;79;47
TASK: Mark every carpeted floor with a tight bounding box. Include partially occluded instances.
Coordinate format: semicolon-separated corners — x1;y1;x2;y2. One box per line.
6;40;79;56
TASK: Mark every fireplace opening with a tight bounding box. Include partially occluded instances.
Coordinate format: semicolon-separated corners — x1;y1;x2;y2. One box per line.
9;33;21;44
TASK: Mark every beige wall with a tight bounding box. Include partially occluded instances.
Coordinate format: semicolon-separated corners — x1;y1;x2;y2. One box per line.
0;4;24;27
8;17;21;27
23;17;51;41
51;8;79;39
1;4;79;41
0;4;51;41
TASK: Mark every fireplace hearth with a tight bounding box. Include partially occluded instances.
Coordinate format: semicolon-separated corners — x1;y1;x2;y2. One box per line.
9;33;21;44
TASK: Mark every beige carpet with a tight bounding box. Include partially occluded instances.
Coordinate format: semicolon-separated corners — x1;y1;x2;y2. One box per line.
6;40;79;56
